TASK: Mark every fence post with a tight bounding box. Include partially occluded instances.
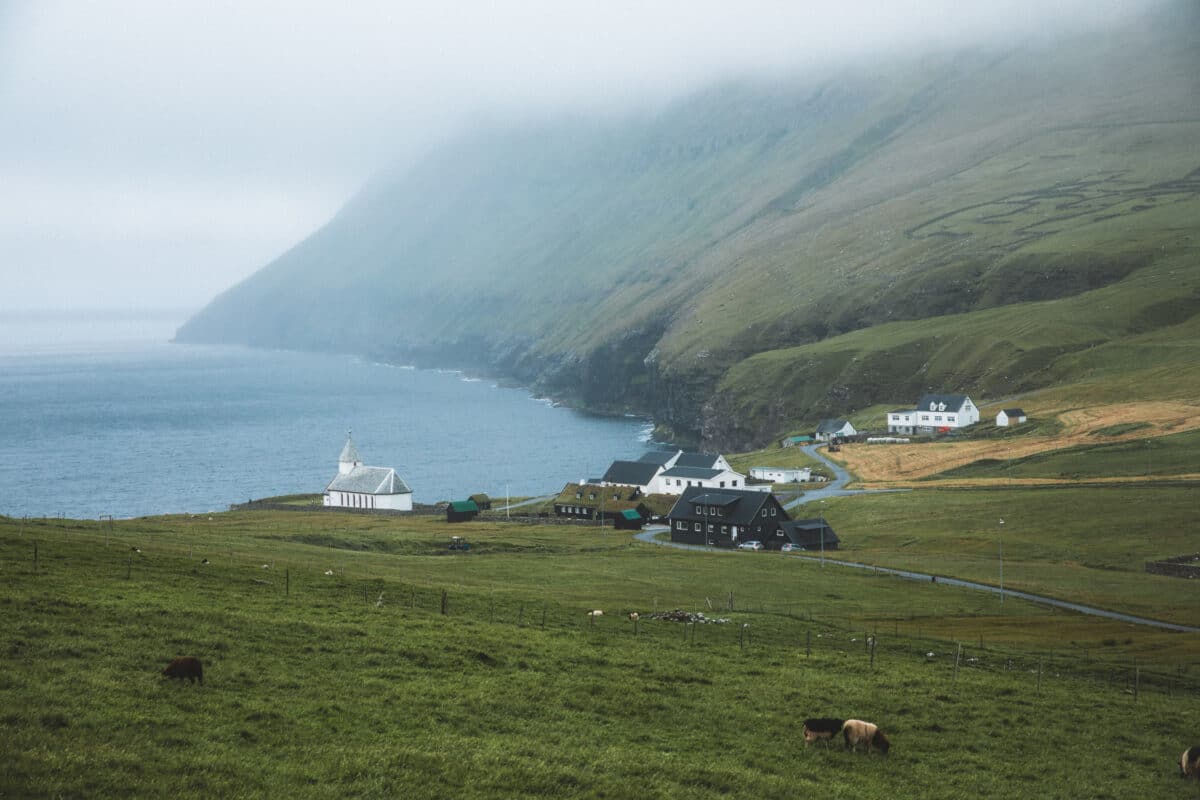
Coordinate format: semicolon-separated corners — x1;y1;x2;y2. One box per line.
126;551;132;580
870;637;877;671
440;589;448;616
954;642;962;683
542;605;546;629
286;569;290;597
806;630;811;658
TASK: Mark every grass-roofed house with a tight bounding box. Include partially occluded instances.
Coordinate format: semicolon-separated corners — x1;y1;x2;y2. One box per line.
667;486;790;548
446;499;479;523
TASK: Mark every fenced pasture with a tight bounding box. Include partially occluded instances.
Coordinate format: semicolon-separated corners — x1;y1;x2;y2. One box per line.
2;512;1198;798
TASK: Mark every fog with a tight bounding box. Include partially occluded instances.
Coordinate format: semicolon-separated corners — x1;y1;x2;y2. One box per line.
0;0;1160;313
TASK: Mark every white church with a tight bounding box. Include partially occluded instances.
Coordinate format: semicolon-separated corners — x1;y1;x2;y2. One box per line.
323;433;413;511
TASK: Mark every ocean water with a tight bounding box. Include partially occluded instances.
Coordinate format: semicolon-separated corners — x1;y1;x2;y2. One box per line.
0;311;652;519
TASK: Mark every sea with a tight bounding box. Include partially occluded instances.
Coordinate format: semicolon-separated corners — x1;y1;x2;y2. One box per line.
0;310;654;519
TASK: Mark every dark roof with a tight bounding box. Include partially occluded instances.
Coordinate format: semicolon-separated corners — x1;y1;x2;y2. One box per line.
815;419;850;434
675;452;721;469
916;394;972;413
636;450;678;466
660;466;722;479
668;486;785;527
449;500;478;513
1002;408;1026;416
602;460;661;486
781;519;840;547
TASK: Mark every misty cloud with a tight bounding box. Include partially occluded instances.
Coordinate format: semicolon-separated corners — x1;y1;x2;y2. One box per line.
0;0;1166;311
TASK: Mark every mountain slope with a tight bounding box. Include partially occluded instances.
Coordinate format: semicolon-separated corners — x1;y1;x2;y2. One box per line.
177;4;1200;448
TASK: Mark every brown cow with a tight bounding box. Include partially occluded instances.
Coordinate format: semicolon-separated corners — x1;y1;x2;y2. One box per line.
162;656;204;685
842;719;890;754
1182;746;1200;780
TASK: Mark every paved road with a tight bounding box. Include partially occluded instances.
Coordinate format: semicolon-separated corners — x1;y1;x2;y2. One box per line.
632;527;1200;634
782;444;907;510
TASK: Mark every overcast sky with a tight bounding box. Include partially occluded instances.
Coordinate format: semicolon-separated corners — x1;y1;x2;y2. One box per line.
0;1;1156;314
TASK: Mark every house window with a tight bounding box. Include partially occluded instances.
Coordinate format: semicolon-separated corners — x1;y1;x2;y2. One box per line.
732;480;738;487
708;506;716;515
719;481;725;488
694;522;701;532
575;492;581;499
761;509;767;517
706;524;714;534
934;415;942;422
695;505;703;515
770;507;777;517
721;525;728;534
947;415;956;422
589;493;596;500
676;520;687;531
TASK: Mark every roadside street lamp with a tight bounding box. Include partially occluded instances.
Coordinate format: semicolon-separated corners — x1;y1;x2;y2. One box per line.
998;518;1005;606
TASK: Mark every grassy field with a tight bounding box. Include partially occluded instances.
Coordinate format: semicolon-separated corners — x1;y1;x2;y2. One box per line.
812;486;1200;632
2;509;1198;798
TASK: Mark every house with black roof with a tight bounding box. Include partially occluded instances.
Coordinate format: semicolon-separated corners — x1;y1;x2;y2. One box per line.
996;408;1027;427
779;518;839;551
815;419;857;442
887;393;979;434
667;486;790;548
603;450;749;496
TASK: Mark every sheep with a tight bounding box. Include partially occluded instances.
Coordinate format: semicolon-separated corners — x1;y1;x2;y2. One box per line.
628;612;639;622
802;718;845;748
162;656;203;685
842;719;890;755
586;609;604;617
1181;746;1200;780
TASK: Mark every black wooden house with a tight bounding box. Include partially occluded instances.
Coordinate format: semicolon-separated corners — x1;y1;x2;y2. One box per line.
667;486;790;548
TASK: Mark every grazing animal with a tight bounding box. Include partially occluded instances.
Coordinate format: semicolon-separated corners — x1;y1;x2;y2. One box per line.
200;558;210;565
162;656;203;685
628;612;639;621
587;609;604;617
1181;746;1200;780
802;718;845;748
842;719;890;755
324;569;334;576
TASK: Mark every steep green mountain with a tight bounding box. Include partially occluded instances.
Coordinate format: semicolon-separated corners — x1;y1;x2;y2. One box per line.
177;3;1200;448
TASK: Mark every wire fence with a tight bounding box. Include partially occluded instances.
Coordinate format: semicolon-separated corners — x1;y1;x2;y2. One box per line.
5;517;1199;704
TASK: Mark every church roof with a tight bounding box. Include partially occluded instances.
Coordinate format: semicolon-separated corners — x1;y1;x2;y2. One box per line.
339;436;361;464
326;466;411;495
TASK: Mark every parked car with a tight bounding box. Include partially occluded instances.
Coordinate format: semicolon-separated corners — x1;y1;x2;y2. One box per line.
737;540;764;551
781;543;803;553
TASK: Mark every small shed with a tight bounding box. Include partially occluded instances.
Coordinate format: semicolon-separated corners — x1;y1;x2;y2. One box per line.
613;508;645;530
780;518;840;551
815;419;857;442
996;408;1027;427
446;499;479;523
781;435;814;447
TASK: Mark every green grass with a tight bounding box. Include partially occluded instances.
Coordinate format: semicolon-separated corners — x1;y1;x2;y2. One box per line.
813;485;1200;629
931;428;1200;480
2;510;1198;798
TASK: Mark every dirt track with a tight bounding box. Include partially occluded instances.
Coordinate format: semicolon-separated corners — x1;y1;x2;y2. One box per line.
832;402;1200;486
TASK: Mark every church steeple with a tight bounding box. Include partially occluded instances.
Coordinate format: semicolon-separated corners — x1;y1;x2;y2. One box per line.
338;430;362;475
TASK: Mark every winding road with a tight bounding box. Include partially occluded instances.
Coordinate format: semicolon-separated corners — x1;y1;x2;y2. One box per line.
634;444;1200;634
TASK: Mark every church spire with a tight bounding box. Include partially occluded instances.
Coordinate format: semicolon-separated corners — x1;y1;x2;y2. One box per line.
338;430;361;475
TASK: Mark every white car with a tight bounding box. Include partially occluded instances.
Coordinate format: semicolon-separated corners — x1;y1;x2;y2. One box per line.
737;540;764;551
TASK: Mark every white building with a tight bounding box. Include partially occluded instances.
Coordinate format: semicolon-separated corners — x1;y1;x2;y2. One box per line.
323;434;413;511
749;466;812;483
996;408;1027;427
600;450;756;495
814;419;857;442
887;394;979;434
